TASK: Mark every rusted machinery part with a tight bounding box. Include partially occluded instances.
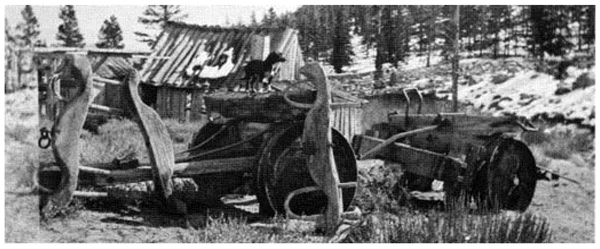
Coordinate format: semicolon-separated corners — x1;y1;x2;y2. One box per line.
256;123;357;216
472;136;537;212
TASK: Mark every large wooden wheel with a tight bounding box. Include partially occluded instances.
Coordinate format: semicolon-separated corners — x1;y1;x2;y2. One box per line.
256;123;357;216
473;137;537;212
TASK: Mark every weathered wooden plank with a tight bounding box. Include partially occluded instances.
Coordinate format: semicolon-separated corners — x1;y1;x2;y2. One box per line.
40;54;93;217
144;26;184;82
190;90;203;121
89;103;124;114
122;70;175;201
150;28;192;83
388;113;523;137
141;25;176;82
93;76;121;85
76;157;255;186
154;28;199;83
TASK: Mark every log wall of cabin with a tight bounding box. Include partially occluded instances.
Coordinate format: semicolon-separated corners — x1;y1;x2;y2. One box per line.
156;86;205;122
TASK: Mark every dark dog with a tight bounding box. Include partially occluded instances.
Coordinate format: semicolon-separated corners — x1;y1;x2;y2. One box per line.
243;51;286;93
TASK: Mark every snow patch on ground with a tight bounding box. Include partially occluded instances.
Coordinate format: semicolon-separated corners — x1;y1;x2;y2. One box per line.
458;64;595;126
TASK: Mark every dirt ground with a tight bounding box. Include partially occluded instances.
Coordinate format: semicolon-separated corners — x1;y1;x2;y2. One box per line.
527;155;595;242
3;88;596;242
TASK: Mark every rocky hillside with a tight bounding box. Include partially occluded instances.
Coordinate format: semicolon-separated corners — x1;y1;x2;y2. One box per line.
324;36;595;127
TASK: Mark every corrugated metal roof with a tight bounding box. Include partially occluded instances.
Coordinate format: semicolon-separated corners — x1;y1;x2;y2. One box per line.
140;22;304;88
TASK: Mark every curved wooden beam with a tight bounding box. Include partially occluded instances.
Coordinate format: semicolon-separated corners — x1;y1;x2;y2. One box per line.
299;62;342;234
40;55;92;217
122;69;174;202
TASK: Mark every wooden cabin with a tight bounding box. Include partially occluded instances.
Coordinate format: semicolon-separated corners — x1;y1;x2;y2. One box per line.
138;22;305;122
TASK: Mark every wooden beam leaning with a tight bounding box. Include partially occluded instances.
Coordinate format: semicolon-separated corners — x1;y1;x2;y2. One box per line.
40;55;93;217
121;69;175;202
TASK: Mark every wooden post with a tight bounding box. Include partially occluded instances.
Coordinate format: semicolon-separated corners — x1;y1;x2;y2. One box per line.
40;54;93;217
299;62;342;235
452;5;460;112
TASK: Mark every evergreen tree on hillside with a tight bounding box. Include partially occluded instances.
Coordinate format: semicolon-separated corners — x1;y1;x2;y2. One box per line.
16;5;40;47
329;6;353;73
261;7;279;28
375;5;411;69
582;6;595;51
529;5;573;59
488;5;511;58
57;5;85;47
350;6;378;55
96;15;124;49
250;11;259;28
295;5;320;59
276;11;296;28
135;5;188;48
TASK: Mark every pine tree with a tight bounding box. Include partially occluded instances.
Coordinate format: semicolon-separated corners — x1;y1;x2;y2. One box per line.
529;5;573;59
16;5;40;47
56;5;85;47
329;6;353;73
261;7;279;28
582;6;595;51
488;6;511;58
96;15;124;49
135;5;188;48
250;11;259;28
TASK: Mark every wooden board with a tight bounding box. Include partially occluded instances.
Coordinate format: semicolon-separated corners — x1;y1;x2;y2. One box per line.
389;113;524;139
122;70;175;201
73;156;256;186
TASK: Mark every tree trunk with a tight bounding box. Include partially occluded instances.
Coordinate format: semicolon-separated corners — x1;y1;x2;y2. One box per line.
494;30;499;59
452;6;460;112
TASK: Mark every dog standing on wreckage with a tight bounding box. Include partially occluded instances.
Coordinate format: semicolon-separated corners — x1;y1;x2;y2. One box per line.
242;51;286;94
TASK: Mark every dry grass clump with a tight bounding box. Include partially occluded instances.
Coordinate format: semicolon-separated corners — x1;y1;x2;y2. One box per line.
344;210;551;243
521;124;594;161
78;118;203;166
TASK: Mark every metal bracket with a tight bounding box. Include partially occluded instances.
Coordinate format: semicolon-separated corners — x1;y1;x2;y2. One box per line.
402;87;423;128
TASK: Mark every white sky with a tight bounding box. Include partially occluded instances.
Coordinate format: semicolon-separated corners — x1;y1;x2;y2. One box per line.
4;5;300;50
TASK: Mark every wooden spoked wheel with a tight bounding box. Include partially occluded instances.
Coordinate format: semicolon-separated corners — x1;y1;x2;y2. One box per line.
256;123;357;216
474;137;537;212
